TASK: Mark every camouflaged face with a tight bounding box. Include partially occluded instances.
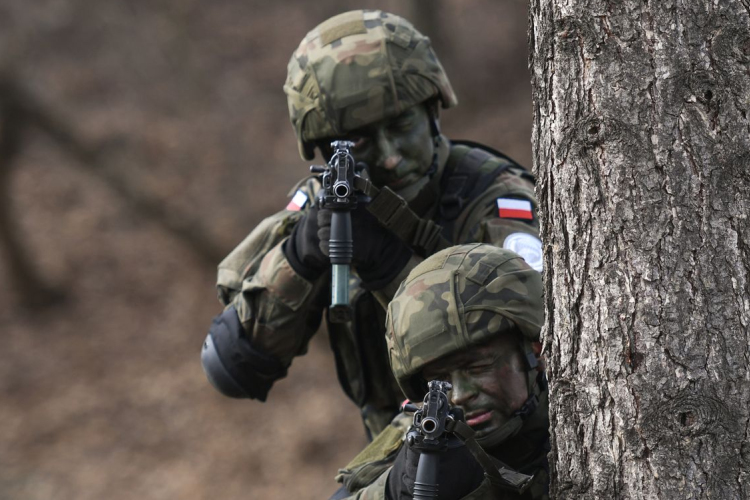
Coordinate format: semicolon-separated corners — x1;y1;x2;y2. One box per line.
284;10;458;160
386;243;543;400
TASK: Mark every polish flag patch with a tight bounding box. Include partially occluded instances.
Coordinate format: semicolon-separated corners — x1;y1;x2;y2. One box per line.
286;190;309;211
497;198;533;220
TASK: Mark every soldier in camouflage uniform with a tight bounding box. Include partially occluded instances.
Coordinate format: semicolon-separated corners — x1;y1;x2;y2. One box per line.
333;244;549;500
201;10;544;438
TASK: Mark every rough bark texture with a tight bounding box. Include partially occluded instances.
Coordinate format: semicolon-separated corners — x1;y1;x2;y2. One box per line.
530;1;750;498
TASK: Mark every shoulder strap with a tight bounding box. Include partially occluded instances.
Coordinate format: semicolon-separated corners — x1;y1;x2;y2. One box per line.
449;139;527;171
448;419;535;495
354;176;451;257
439;142;521;240
450;140;535;185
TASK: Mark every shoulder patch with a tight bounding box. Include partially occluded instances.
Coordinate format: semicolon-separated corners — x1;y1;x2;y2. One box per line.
286;190;309;211
497;197;533;220
503;233;543;272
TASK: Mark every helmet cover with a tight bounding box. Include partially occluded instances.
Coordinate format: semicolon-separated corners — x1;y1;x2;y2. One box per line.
386;243;543;400
284;9;458;159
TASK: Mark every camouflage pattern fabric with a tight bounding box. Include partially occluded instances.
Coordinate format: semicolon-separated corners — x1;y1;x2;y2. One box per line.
215;141;539;437
386;244;544;401
284;10;457;160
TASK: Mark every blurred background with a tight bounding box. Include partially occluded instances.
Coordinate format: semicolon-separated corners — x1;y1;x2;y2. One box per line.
0;1;532;498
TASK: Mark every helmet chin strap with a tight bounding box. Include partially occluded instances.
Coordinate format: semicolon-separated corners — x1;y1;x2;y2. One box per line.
426;102;442;178
475;339;543;449
395;103;444;207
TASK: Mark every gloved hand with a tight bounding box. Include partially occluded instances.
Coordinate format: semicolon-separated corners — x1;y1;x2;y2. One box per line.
283;203;329;281
386;435;486;500
317;202;413;290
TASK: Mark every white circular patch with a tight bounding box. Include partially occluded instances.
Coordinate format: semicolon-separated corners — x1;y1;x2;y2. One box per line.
503;233;543;272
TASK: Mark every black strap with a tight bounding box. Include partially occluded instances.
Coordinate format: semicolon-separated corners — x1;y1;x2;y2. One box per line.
354;176;451;257
454;139;536;185
438;144;516;241
439;148;491;222
449;140;526;171
447;419;535;494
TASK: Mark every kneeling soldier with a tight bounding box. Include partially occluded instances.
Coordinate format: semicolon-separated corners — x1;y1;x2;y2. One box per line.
333;243;549;500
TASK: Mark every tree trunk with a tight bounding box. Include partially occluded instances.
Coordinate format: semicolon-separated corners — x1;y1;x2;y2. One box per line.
529;1;750;499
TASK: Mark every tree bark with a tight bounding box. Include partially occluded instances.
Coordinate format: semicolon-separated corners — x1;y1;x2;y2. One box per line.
530;1;750;498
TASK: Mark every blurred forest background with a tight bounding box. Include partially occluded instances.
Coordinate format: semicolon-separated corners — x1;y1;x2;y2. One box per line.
0;1;533;499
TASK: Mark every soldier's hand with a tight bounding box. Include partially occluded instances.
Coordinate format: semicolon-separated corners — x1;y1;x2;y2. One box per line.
283;203;328;281
317;203;412;290
386;437;485;500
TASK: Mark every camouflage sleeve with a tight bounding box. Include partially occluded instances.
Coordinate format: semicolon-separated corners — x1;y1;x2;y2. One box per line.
231;240;328;365
216;177;329;368
334;413;411;499
457;167;543;272
334;470;390;500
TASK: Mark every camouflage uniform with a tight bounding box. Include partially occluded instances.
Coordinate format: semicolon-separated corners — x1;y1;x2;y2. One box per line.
334;244;550;500
211;10;543;437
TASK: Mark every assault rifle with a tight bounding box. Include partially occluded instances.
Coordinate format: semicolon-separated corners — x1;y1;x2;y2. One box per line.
309;141;364;323
403;380;463;499
402;380;535;498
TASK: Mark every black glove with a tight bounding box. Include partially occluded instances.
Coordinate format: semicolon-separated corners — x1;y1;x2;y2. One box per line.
283;203;329;281
386;436;486;500
317;203;413;290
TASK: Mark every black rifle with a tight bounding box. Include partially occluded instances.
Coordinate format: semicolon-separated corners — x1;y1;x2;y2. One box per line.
403;381;536;498
310;141;363;323
403;380;463;499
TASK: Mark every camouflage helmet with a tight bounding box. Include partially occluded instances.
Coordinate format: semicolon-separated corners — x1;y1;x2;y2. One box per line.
386;243;543;401
284;10;458;160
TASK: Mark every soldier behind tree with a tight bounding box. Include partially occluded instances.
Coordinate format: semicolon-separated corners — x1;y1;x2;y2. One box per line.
201;10;543;438
333;243;549;500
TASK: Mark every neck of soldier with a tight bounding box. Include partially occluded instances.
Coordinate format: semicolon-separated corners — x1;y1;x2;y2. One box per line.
394;134;450;216
486;387;550;470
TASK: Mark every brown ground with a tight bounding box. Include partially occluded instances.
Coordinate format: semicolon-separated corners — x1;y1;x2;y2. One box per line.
0;1;532;499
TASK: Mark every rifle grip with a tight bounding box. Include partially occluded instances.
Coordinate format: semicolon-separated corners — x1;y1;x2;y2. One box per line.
413;451;440;499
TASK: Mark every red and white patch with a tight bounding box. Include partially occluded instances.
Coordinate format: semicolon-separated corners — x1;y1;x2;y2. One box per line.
286;190;309;211
497;198;533;220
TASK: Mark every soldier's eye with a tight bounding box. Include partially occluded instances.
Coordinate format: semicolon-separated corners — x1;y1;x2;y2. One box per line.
390;118;412;132
467;364;492;375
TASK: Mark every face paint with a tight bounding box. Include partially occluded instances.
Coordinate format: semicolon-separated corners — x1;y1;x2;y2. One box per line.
319;104;435;191
422;335;529;440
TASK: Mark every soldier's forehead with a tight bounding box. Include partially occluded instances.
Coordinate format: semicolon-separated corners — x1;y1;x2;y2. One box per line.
329;103;425;137
423;333;523;377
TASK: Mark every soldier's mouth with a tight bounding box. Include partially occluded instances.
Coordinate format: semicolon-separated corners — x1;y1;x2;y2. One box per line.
465;410;493;427
387;171;422;189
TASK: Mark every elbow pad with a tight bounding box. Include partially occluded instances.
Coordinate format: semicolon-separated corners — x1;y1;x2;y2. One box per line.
201;306;287;401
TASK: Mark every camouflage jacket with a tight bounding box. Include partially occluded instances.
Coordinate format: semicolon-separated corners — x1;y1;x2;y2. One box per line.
334;394;550;500
215;139;540;436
